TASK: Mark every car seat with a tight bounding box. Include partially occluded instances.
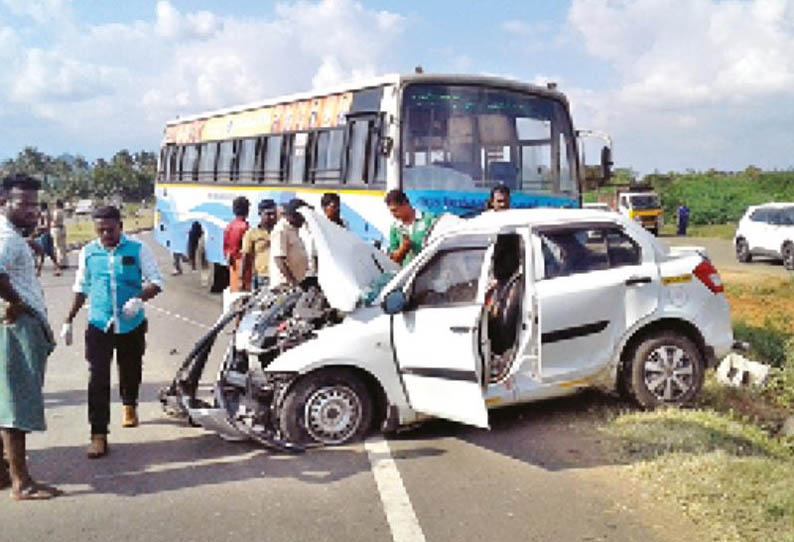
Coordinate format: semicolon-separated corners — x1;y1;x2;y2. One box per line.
487;235;523;356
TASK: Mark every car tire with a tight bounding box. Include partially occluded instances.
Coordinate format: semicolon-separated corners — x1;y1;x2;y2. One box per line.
279;369;373;446
782;243;794;271
736;238;752;263
627;332;704;409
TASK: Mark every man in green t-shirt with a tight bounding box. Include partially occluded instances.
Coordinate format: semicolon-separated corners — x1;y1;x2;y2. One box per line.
384;189;435;267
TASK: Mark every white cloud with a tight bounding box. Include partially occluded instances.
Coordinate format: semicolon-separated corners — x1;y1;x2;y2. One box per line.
0;0;71;23
0;0;405;157
10;48;124;103
569;0;794;107
154;1;222;40
565;0;794;172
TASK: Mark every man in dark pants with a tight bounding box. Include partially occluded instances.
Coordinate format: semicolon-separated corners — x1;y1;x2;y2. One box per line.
62;206;163;458
677;204;690;236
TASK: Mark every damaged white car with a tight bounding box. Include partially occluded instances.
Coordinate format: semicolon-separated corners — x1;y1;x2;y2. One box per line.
161;208;734;451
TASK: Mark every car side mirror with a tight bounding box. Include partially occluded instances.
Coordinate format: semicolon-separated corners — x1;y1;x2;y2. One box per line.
600;145;613;182
381;290;406;314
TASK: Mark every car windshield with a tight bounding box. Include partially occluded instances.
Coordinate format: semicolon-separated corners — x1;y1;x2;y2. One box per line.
629;195;659;209
402;83;576;196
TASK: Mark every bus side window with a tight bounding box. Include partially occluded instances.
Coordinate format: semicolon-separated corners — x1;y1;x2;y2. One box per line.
198;143;217;183
345;119;369;185
217;140;234;182
253;137;266;183
289;132;308;184
164;145;177;182
263;135;284;183
171;146;182;182
181;144;200;182
373;115;387;186
310;129;344;184
237;138;256;183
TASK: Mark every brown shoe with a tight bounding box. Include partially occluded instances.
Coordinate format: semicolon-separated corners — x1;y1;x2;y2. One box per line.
86;434;108;459
121;405;138;428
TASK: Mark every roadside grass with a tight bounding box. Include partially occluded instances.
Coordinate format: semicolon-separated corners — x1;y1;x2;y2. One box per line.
660;222;736;239
604;408;794;542
600;270;794;541
66;207;153;245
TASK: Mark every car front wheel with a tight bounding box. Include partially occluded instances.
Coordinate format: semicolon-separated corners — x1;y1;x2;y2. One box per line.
279;369;373;446
627;332;704;408
736;238;752;263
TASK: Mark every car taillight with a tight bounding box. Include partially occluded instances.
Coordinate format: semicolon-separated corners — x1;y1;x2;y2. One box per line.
693;260;724;293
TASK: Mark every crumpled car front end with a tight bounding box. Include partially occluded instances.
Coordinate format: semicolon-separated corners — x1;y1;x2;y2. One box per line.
160;208;400;451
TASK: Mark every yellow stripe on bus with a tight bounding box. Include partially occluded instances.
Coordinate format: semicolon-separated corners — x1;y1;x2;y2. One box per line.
156;183;386;197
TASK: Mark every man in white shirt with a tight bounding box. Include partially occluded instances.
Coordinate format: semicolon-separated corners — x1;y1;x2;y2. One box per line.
0;173;60;500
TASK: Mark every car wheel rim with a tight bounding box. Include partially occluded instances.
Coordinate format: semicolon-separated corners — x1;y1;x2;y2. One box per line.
643;345;695;403
737;241;747;259
304;385;362;444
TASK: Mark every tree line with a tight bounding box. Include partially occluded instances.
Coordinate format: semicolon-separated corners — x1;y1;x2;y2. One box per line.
0;147;157;203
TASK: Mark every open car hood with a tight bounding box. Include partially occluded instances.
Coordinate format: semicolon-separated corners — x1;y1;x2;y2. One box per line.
299;209;399;312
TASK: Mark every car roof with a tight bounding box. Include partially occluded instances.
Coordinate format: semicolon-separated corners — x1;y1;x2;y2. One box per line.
452;207;629;232
749;202;794;210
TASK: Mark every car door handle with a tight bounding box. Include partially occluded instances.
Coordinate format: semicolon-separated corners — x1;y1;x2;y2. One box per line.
449;326;472;333
625;276;652;286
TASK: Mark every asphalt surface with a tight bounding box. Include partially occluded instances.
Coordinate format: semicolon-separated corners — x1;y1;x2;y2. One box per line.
1;232;707;542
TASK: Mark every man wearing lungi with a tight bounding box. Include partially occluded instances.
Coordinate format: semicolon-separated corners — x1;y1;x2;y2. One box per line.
0;173;60;501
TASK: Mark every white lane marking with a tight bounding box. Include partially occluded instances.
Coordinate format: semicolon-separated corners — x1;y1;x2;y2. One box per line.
147;303;213;330
365;436;426;542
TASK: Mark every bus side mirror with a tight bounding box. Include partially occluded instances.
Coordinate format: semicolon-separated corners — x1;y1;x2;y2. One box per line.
381;289;406;314
600;146;613;182
378;136;394;156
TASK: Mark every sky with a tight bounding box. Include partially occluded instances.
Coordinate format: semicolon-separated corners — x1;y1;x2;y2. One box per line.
1;0;793;175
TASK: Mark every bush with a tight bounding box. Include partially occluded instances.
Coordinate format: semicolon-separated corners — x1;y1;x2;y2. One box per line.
648;170;794;226
764;336;794;411
733;317;793;368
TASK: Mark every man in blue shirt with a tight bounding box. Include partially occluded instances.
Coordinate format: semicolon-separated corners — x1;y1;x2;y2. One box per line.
62;206;163;458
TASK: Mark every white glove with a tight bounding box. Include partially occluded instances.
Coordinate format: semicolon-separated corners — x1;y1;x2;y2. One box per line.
122;297;144;318
60;323;73;346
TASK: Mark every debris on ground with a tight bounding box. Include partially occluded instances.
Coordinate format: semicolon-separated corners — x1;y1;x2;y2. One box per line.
716;352;770;387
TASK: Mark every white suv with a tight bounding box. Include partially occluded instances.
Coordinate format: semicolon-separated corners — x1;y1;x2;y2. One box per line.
169;208;734;448
734;203;794;270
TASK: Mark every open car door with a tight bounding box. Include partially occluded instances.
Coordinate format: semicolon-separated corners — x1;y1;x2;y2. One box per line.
388;235;492;428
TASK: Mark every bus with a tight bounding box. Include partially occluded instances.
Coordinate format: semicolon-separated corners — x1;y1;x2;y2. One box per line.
154;73;612;291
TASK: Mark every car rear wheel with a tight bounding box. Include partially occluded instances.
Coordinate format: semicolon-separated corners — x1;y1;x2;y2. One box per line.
627;332;704;408
736;238;752;263
782;243;794;271
279;369;372;446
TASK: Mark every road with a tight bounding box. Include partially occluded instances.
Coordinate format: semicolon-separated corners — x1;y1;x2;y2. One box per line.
1;232;704;542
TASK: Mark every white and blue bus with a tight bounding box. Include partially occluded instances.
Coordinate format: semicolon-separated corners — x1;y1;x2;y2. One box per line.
154;73;611;290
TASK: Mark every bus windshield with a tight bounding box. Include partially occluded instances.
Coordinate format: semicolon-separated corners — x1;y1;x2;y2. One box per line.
402;84;577;197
